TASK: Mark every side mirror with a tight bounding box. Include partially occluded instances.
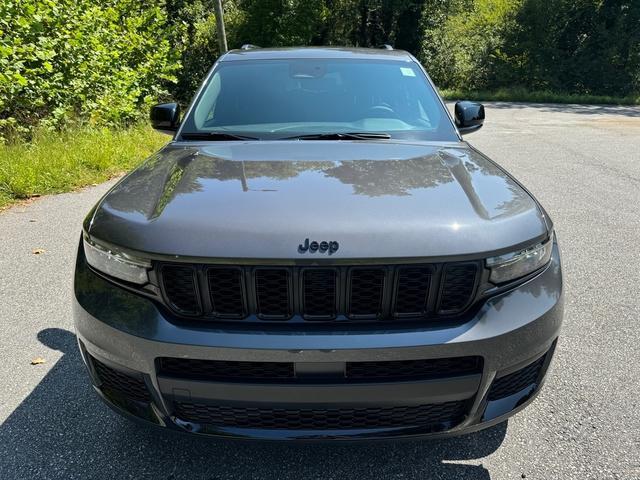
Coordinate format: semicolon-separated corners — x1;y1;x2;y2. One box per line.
150;103;180;133
454;101;485;135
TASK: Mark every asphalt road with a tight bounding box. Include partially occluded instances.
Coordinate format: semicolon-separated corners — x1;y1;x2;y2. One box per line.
1;103;639;480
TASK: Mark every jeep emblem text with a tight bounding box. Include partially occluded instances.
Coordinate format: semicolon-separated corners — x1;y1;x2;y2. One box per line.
298;238;339;255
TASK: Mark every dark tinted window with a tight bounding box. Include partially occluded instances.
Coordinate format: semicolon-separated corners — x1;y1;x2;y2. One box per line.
181;59;457;141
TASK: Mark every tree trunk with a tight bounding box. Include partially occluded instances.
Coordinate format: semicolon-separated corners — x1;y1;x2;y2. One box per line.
213;0;228;53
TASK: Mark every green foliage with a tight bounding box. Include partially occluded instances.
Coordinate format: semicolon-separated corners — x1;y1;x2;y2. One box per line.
505;0;640;95
166;0;245;104
0;125;166;208
1;0;639;143
421;0;640;96
0;0;179;140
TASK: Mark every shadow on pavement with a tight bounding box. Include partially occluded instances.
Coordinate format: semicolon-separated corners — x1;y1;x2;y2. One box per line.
481;101;640;117
0;328;506;479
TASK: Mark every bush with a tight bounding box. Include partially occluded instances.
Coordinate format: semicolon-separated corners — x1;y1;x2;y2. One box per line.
0;0;180;140
420;0;523;90
420;0;640;96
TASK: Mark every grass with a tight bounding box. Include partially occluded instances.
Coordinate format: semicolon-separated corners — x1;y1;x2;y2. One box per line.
0;125;167;209
440;87;640;105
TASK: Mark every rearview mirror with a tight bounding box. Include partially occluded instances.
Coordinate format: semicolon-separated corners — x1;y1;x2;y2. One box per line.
150;103;180;133
454;101;485;135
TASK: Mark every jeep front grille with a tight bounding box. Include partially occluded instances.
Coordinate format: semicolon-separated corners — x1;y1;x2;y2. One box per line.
159;262;480;323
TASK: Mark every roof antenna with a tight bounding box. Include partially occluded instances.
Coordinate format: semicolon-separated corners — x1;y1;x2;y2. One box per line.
378;44;394;50
241;44;260;50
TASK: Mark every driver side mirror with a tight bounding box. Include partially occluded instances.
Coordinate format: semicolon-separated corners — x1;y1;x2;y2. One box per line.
454;101;485;135
150;103;180;133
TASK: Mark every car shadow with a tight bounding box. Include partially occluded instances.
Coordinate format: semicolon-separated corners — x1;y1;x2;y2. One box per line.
0;328;507;479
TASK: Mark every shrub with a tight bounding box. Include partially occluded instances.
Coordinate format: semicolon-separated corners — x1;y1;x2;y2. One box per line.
0;0;180;140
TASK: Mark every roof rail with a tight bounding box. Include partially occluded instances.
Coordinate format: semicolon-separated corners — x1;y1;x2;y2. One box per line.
378;44;394;50
241;44;260;50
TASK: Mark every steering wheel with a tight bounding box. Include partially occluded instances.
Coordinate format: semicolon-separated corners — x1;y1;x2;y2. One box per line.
365;103;396;118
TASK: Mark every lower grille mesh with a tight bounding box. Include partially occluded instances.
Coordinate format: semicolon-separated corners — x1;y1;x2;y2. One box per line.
174;401;467;430
157;356;481;383
158;357;295;381
346;356;482;381
488;354;547;400
92;357;149;402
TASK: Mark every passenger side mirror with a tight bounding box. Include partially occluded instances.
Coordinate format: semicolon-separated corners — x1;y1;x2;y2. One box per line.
454;101;485;135
150;103;180;133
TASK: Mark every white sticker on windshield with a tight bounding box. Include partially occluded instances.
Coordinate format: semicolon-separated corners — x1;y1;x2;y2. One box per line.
400;67;416;77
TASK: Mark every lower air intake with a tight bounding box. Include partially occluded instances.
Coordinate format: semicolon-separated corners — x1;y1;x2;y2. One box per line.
174;401;468;430
92;356;150;402
488;354;547;400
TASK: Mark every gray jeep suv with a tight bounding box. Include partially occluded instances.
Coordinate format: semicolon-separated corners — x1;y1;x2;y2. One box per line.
74;47;563;440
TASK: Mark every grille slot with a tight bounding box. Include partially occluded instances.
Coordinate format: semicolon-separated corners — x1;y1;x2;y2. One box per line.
92;357;149;402
488;354;546;400
157;357;480;384
438;263;478;313
207;268;244;317
158;358;295;382
255;269;291;319
174;401;467;430
346;356;482;381
303;269;337;319
348;268;385;318
161;265;200;315
394;267;432;316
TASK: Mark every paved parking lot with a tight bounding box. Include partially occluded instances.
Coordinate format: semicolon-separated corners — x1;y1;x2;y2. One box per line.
1;103;639;479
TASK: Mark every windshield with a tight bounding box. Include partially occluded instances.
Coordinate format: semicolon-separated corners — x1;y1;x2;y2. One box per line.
179;58;458;142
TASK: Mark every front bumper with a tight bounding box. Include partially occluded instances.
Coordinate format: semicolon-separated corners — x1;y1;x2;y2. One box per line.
73;244;563;440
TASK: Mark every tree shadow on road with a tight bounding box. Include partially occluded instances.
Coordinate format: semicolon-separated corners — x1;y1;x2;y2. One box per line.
0;328;506;480
481;102;640;118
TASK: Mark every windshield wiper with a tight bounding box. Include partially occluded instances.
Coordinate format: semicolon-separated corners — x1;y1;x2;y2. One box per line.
281;132;391;141
180;132;259;141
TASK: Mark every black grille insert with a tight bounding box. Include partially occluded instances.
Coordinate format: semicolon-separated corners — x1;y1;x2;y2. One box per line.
438;263;478;313
162;265;200;315
303;269;337;319
349;268;385;318
174;401;467;430
207;268;244;317
92;357;149;402
158;357;295;381
255;269;291;319
346;356;482;381
158;262;480;323
395;267;432;316
488;354;547;400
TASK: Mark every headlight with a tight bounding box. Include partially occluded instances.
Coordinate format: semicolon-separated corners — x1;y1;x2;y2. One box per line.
486;233;554;284
83;236;151;285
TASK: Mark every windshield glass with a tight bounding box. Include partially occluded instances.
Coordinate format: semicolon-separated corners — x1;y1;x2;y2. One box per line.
179;58;458;141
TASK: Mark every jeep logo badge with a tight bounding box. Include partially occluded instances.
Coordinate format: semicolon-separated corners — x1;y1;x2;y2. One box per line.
298;238;339;255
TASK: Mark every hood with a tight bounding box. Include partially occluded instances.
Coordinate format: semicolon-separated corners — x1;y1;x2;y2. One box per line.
87;141;549;259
